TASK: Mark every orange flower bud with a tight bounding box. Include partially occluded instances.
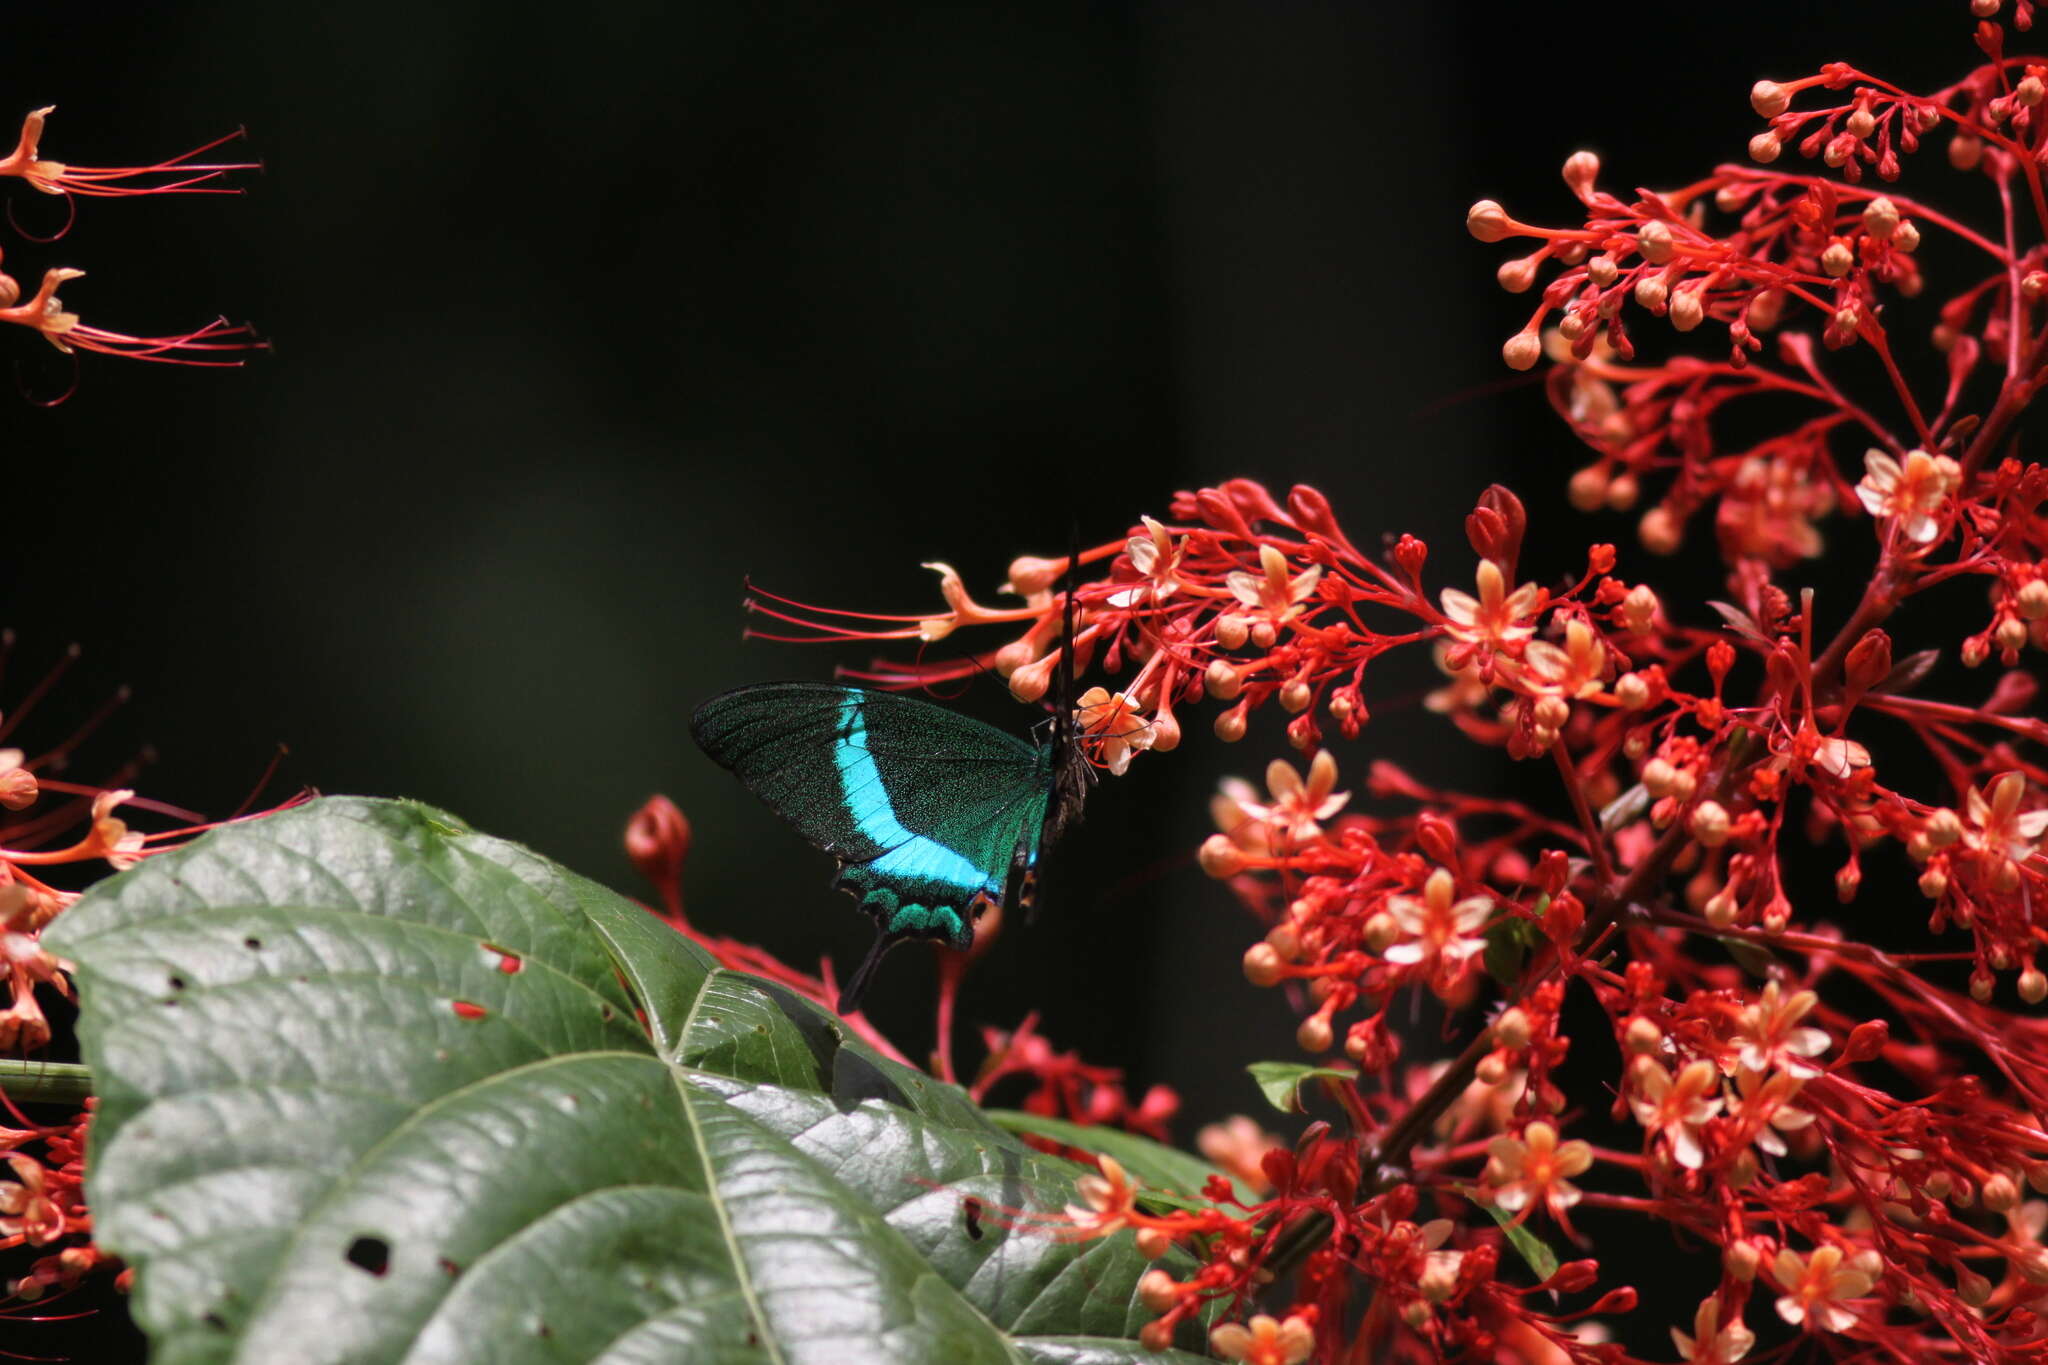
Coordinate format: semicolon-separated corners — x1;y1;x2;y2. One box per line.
1493;1007;1532;1050
1200;835;1246;879
1466;199;1512;242
1689;800;1731;848
2022;967;2048;1004
1138;1269;1180;1313
1502;328;1542;371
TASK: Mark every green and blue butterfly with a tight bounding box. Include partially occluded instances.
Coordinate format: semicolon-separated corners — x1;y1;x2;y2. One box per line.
691;677;1093;1012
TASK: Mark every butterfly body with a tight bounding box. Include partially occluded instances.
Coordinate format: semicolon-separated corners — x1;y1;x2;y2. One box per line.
691;681;1090;1008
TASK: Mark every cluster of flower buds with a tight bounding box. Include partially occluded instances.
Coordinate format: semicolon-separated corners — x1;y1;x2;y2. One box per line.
968;1014;1180;1139
0;1104;112;1303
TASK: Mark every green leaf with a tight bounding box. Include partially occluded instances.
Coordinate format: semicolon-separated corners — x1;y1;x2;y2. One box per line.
1717;934;1780;979
1481;913;1542;989
1245;1061;1351;1114
48;797;1214;1364
1458;1188;1561;1282
1481;1203;1562;1282
986;1110;1259;1215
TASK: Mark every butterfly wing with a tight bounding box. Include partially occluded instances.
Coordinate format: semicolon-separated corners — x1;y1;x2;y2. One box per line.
691;683;1052;952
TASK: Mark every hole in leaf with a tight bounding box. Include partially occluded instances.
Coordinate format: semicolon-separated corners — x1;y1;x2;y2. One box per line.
534;1320;552;1339
202;1312;228;1332
600;1004;615;1021
166;975;187;992
482;943;523;974
244;937;263;950
962;1197;985;1241
345;1236;390;1277
451;1000;487;1020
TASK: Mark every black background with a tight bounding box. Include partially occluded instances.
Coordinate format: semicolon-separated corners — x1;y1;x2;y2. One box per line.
0;1;1972;1356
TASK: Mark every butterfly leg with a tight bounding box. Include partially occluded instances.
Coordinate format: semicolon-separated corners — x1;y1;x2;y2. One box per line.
1001;831;1040;926
836;930;894;1015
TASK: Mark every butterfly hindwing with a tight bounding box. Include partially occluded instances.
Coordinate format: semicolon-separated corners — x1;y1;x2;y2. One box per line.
691;683;1052;952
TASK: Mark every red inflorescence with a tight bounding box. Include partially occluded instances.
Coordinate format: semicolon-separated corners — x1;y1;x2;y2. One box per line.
670;7;2048;1359
0;646;308;1308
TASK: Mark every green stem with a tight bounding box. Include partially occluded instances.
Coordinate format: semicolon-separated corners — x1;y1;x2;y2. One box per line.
0;1059;94;1108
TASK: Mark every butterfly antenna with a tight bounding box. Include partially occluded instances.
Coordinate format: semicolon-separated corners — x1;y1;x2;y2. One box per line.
837;932;892;1015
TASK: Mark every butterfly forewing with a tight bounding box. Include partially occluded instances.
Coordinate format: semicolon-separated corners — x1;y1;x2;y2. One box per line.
692;683;1053;951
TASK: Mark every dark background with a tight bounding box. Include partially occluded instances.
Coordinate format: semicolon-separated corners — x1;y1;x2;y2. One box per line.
0;1;1967;1356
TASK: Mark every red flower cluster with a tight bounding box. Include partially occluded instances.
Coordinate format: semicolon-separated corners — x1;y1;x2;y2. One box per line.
723;6;2048;1359
0;647;305;1307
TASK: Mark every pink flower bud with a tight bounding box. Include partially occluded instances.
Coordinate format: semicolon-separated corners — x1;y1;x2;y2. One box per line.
1004;555;1062;596
1201;834;1246;879
0;763;36;812
1008;651;1058;702
1496;254;1540;293
1561;149;1601;196
1748;131;1782;163
1636;220;1675;265
1502;328;1542;371
1493;1007;1532;1049
1138;1269;1179;1312
1466;199;1512;242
1725;1239;1763;1281
1242;943;1284;987
624;794;691;901
1751;80;1792;117
1862;196;1900;240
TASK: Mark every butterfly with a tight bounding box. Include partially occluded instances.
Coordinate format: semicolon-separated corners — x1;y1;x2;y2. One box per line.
691;587;1093;1013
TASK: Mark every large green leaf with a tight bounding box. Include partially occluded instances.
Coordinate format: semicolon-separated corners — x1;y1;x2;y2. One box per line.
47;797;1213;1364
